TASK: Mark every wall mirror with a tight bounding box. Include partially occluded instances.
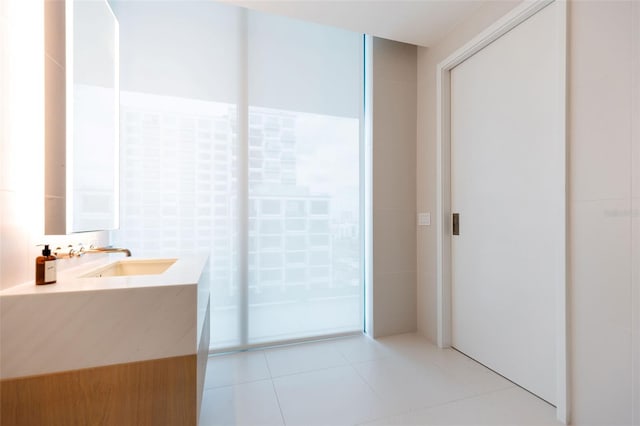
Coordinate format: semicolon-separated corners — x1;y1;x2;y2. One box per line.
45;0;119;234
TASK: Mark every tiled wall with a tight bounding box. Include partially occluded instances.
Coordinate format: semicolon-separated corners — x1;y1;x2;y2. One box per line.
568;2;639;423
0;0;8;290
371;37;417;337
416;1;640;423
0;0;108;292
43;0;67;234
633;4;640;421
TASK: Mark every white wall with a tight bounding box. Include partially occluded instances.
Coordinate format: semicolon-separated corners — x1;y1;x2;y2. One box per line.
371;37;417;337
633;4;640;422
0;0;9;290
417;1;640;423
568;1;639;423
1;0;109;292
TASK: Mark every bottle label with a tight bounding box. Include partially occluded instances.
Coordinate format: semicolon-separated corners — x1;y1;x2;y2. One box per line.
44;260;56;283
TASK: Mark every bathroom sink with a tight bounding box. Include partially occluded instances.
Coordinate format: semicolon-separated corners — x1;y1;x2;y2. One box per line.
81;259;178;278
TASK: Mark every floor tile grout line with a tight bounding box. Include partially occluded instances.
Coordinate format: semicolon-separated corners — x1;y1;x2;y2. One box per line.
204;348;272;390
269;362;350;380
343;345;520;425
261;348;274;379
262;350;287;426
203;377;271;391
349;360;385;399
340;347;396;367
203;335;553;426
264;340;390;425
269;378;287;426
347;363;417;426
350;363;461;424
413;384;521;420
263;356;353;380
355;385;522;426
426;356;539;405
207;340;358;382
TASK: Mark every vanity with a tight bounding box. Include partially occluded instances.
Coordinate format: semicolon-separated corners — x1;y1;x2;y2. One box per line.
0;255;210;426
0;1;211;424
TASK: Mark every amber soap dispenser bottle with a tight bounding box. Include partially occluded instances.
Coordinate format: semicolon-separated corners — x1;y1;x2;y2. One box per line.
35;244;57;285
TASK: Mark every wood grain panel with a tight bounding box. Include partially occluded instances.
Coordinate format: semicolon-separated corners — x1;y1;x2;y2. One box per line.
1;355;197;426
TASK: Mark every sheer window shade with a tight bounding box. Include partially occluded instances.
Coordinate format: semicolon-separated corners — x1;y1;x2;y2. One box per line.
111;1;363;349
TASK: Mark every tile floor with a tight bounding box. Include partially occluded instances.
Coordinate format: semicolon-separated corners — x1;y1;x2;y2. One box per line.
200;333;561;426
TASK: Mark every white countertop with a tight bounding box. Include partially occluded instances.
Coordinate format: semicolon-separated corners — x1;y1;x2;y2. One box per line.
0;253;210;379
0;254;209;296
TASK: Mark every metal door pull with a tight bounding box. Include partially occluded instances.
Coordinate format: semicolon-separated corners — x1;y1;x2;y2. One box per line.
453;213;460;235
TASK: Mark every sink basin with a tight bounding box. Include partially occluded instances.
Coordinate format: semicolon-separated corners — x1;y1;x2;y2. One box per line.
81;259;178;278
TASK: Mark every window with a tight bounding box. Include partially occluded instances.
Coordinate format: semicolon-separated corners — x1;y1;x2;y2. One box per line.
112;2;363;350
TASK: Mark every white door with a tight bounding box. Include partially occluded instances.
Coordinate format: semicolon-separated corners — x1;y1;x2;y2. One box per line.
451;3;563;405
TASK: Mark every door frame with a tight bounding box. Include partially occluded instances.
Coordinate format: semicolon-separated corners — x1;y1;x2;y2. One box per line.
435;0;568;423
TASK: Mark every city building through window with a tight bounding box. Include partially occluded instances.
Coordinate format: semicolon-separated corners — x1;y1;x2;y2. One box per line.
112;2;364;350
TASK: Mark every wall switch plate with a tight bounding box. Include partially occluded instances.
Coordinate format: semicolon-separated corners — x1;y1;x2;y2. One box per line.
418;212;431;226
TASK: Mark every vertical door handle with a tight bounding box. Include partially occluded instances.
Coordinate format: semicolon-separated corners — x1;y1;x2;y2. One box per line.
452;213;460;236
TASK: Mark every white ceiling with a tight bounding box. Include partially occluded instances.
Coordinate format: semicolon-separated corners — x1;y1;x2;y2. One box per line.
221;0;493;47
